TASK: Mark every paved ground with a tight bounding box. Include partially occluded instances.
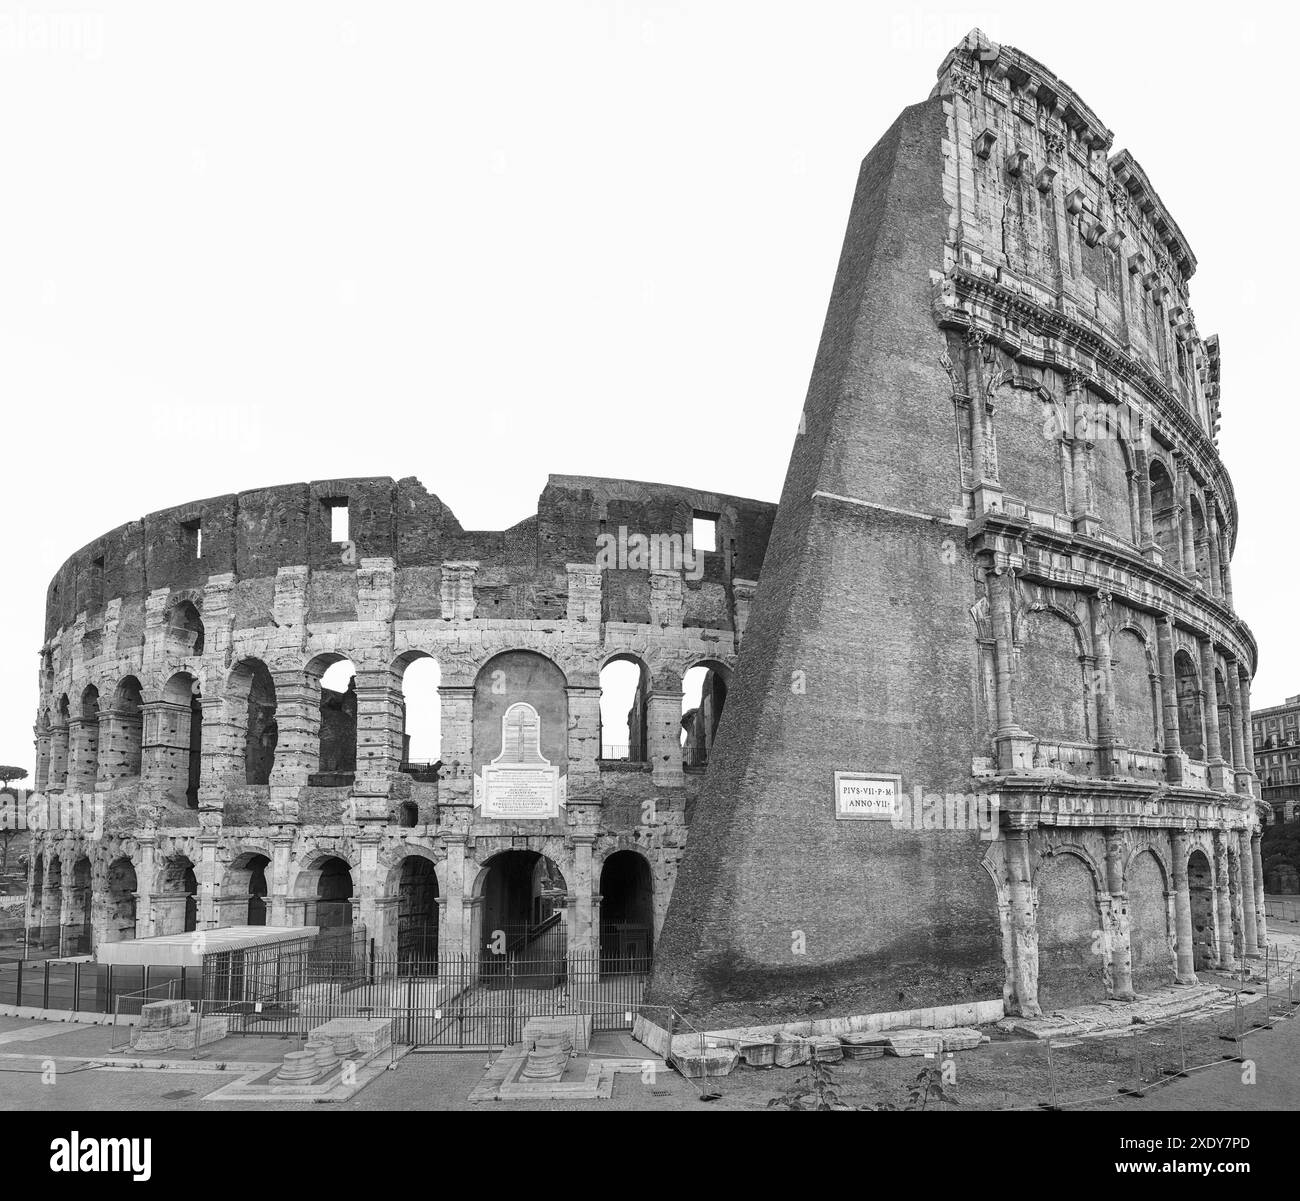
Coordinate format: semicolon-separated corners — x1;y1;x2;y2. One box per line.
1;918;1296;1112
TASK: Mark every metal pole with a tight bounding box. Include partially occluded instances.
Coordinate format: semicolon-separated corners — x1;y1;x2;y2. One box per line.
15;958;21;1007
1178;1016;1186;1076
42;960;50;1009
1046;1036;1058;1108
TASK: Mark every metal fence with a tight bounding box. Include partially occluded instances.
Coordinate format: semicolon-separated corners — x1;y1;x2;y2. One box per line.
0;956;202;1014
0;920;93;963
196;947;651;1049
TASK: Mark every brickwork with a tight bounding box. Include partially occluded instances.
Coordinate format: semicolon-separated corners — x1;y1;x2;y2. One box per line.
646;28;1265;1033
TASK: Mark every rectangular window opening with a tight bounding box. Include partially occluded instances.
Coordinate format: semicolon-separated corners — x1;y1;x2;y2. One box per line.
181;519;202;560
327;500;350;543
692;512;718;554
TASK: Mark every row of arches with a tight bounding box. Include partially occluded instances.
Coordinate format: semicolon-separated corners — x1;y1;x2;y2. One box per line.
38;646;735;796
992;383;1232;596
1016;606;1249;773
28;844;656;970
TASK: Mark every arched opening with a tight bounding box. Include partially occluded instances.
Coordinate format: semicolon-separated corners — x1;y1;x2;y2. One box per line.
158;855;198;935
306;856;354;929
1035;853;1106;1007
1187;849;1215;969
681;662;730;768
40;854;63;941
29;855;44;945
1190;497;1210;581
221;852;270;927
477;849;567;963
472;651;569;777
1215;669;1234;766
165;600;205;658
51;695;71;788
106;857;137;943
396;857;439;964
599;656;649;762
395;801;418;828
1227;846;1243;960
1174;650;1204;761
73;686;100;790
1128;850;1173;990
397;654;440;776
68;856;92;954
1149;460;1178;565
599;850;653;971
108;676;144;779
312;658;357;778
227;659;277;785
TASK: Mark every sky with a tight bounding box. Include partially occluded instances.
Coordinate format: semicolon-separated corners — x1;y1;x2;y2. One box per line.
1;0;1295;779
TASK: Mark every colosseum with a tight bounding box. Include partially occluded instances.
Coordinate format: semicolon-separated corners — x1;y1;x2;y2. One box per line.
27;472;770;968
26;29;1268;1040
646;29;1269;1033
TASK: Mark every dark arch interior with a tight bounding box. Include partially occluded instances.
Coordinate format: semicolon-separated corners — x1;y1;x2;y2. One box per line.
599;851;654;970
480;850;565;953
1187;850;1215;970
397;857;439;963
315;857;353;928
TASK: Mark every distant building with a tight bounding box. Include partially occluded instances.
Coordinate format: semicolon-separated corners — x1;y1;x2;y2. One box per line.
1253;697;1300;823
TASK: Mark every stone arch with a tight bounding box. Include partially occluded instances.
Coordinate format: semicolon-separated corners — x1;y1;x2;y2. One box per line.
1035;848;1107;1007
1127;848;1174;990
681;657;732;768
305;653;357;778
106;676;144;779
225;658;278;785
1089;416;1137;542
599;652;650;762
220;850;271;926
1214;666;1234;766
73;685;101;791
1190;494;1210;581
994;381;1069;512
1174;649;1204;760
292;852;356;929
105;856;138;943
1112;625;1160;752
155;670;203;807
67;854;93;953
471;848;568;957
164;598;204;658
598;848;654;967
156;854;198;935
1186;847;1216;969
391;853;439;962
393;650;441;771
472;651;569;776
1148;457;1179;565
1018;606;1089;744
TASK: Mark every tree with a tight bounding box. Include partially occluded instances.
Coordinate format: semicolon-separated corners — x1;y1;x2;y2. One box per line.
0;767;28;879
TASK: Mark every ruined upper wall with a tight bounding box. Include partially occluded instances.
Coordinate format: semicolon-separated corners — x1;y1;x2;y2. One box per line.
42;475;776;642
931;29;1220;442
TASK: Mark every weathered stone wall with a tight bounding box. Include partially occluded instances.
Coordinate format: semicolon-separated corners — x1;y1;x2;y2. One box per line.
30;474;773;960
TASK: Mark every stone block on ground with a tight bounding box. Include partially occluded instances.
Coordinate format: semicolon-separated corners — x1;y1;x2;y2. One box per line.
139;999;191;1029
808;1035;843;1062
738;1039;778;1068
773;1034;812;1067
673;1047;738;1078
884;1029;945;1057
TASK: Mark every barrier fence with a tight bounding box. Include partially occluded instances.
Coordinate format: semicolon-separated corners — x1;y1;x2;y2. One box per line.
196;946;651;1050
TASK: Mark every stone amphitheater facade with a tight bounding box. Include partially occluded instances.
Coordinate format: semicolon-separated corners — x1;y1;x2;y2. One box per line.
26;472;773;960
648;30;1270;1030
